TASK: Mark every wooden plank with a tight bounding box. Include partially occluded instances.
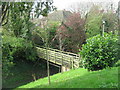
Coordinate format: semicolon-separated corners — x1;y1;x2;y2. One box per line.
36;47;81;69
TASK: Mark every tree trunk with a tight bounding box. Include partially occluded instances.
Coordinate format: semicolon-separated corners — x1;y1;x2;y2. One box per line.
59;33;63;51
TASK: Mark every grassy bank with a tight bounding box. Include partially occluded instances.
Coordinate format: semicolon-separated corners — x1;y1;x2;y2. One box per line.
18;66;119;88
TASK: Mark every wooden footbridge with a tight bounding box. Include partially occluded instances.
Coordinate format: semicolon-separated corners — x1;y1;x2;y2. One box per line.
36;47;81;71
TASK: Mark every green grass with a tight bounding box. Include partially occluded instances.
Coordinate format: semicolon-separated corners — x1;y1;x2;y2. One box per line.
17;67;119;88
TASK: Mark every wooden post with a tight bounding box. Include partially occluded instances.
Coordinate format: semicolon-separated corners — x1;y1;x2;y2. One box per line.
75;55;77;69
55;52;56;64
76;54;79;68
61;55;63;73
70;57;71;69
72;57;74;69
78;54;80;68
59;66;61;73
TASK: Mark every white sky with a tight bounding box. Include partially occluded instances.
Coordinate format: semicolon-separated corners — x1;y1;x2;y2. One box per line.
53;0;120;10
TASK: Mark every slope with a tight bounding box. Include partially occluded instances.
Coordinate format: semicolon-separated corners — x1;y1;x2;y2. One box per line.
18;67;119;88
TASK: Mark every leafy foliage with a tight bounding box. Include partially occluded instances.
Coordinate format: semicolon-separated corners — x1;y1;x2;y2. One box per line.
2;2;34;39
57;13;86;53
1;2;56;40
102;11;118;33
80;33;118;71
47;21;59;48
85;5;103;38
2;35;37;77
2;35;37;62
32;21;59;48
114;60;120;67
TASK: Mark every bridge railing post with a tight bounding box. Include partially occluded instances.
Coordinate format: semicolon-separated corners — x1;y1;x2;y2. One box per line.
55;51;56;64
43;49;45;59
61;55;63;73
70;57;71;69
76;54;79;68
72;57;74;69
78;54;80;68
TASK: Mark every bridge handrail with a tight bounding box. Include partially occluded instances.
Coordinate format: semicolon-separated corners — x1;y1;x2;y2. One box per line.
36;46;81;69
36;46;80;57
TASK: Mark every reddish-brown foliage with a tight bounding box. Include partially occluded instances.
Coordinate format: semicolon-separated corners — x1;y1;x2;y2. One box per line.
56;13;86;53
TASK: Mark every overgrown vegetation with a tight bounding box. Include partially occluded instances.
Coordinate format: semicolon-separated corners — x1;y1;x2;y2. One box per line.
2;35;37;79
1;1;56;88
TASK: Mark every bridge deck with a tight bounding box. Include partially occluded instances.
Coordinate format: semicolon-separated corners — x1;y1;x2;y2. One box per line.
36;47;81;69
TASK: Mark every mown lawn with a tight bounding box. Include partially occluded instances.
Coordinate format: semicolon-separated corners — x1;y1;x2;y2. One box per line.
17;66;119;88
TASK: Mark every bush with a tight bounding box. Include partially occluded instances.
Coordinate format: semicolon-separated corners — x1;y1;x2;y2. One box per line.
2;35;37;76
2;35;37;62
114;60;120;67
80;33;118;71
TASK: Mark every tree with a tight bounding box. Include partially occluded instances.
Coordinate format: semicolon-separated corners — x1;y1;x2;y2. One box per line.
117;1;120;61
56;12;86;53
1;1;56;40
102;10;118;33
1;1;56;85
68;2;92;18
85;5;103;38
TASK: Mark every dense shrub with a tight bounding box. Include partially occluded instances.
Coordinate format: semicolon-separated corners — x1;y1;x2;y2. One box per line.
80;33;118;71
2;36;38;78
114;60;120;67
2;36;37;75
